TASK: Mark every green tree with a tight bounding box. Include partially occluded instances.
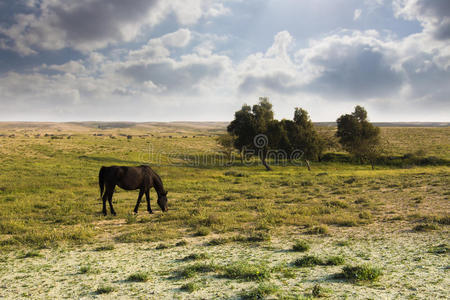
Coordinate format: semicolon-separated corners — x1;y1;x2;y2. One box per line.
336;106;381;169
227;104;256;163
216;134;235;165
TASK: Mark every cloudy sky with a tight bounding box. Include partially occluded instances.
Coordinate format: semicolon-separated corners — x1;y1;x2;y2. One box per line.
0;0;449;122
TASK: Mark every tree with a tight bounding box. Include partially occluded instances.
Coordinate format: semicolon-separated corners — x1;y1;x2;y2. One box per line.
228;99;323;171
227;104;255;163
336;106;381;169
216;134;235;165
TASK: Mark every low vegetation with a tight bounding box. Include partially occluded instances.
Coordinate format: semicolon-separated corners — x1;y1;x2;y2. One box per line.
0;122;448;299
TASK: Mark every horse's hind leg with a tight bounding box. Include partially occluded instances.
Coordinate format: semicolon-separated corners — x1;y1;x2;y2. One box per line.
133;189;144;214
102;193;108;216
145;190;152;214
106;185;117;216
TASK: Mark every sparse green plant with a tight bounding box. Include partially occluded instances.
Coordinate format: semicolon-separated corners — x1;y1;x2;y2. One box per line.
181;282;200;293
222;261;271;281
182;252;210;261
325;256;345;266
178;263;218;279
293;255;324;267
176;240;188;246
306;225;329;235
19;250;43;258
241;283;279;299
156;243;170;249
413;223;440;232
94;244;114;251
127;271;150;282
428;244;449;254
195;226;211;236
207;237;230;246
340;264;382;282
79;265;98;274
292;239;310;252
125;213;137;224
312;284;332;298
95;285;115;294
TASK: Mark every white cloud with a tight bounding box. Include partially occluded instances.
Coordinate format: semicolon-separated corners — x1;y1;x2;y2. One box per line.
0;0;228;55
353;9;362;21
393;0;450;40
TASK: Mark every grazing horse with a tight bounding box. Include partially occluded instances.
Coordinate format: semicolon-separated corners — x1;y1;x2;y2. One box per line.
98;165;168;216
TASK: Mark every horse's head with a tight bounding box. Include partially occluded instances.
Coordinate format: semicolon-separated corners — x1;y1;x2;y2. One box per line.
157;191;168;212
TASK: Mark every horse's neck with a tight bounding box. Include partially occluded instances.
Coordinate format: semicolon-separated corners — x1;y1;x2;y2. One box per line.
152;174;165;195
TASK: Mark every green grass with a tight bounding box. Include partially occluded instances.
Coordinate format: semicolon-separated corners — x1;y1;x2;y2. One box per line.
340;264;382;282
95;285;115;294
241;283;280;299
292;239;310;252
293;255;345;267
182;252;210;261
19;250;43;259
412;223;440;232
0;124;448;250
180;282;200;293
222;261;271;281
178;263;219;279
127;272;150;282
94;244;114;251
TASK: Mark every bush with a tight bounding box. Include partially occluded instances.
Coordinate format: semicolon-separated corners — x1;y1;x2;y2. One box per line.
222;262;271;281
241;283;279;299
195;226;211;236
95;285;115;294
292;240;310;252
293;256;324;267
127;272;150;282
413;223;440;232
341;264;382;282
180;282;199;293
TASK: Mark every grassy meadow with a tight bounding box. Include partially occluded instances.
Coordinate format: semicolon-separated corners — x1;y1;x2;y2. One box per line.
0;122;448;299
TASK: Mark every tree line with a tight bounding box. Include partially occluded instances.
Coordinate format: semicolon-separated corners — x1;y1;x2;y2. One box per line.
219;97;381;170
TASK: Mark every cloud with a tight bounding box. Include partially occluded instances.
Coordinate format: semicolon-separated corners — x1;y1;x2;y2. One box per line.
298;31;404;99
353;9;362;21
0;0;228;55
394;0;450;40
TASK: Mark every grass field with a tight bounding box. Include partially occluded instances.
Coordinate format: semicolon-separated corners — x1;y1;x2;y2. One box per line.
0;122;449;299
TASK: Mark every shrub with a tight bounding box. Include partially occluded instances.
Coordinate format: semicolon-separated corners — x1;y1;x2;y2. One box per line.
95;285;115;294
325;256;345;266
341;264;382;282
178;263;218;279
222;262;271;281
181;282;199;293
127;272;150;282
292;240;310;252
94;244;114;251
241;283;279;300
182;253;210;261
293;256;324;267
413;223;440;232
306;225;329;235
195;226;211;236
20;251;42;258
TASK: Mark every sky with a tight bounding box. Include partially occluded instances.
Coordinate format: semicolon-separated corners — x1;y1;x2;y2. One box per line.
0;0;449;122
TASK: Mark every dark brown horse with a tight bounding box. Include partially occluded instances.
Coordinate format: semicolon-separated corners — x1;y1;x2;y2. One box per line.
98;165;168;216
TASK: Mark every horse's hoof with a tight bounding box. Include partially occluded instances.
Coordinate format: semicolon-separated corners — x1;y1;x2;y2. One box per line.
112;212;117;216
148;210;153;214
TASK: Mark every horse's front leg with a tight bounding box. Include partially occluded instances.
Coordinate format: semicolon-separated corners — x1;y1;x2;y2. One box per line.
133;189;144;214
145;190;152;214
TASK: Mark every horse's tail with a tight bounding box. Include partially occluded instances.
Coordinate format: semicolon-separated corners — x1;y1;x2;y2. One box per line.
99;166;105;199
